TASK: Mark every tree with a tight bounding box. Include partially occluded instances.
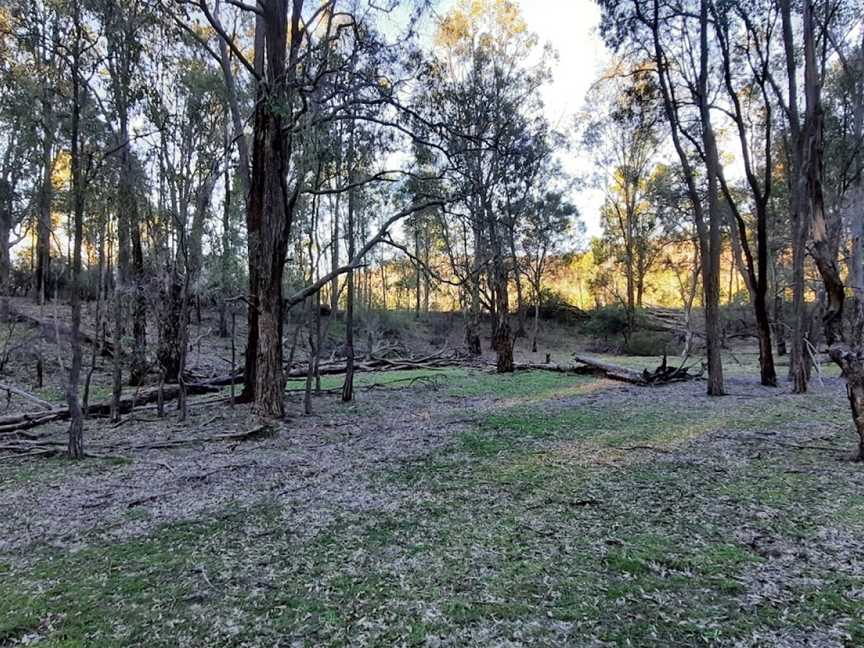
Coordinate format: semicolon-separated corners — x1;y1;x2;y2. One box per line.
711;0;778;386
182;0;449;416
584;68;665;328
598;0;725;394
519;185;578;352
424;0;553;371
65;0;86;459
796;0;864;460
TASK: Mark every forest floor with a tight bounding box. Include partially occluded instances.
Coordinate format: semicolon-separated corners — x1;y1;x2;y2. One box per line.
2;356;864;646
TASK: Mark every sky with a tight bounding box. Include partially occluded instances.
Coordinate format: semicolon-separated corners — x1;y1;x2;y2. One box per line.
419;0;613;240
517;0;611;238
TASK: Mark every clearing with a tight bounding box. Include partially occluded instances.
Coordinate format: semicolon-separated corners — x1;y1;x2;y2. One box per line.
2;359;863;646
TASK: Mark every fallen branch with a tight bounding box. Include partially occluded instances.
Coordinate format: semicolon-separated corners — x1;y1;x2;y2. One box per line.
0;382;221;435
117;423;274;451
10;308;115;357
1;424;274;459
202;349;470;386
0;383;55;411
513;355;701;386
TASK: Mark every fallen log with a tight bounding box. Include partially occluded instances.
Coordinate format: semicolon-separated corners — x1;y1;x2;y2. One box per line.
513;355;701;386
1;424;274;459
0;382;221;435
116;424;273;451
0;383;55;411
572;355;649;384
201;351;470;386
0;410;66;433
9;309;115;357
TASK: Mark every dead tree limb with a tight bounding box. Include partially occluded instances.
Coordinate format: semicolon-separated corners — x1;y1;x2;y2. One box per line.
0;383;54;410
514;355;702;386
9;308;115;357
0;382;221;435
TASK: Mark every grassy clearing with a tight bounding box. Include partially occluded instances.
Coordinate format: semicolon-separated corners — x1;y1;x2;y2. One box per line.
284;367;469;392
2;368;863;646
284;367;599;404
465;381;848;459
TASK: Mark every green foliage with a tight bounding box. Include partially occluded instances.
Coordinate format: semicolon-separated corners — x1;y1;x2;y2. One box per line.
582;305;631;337
623;329;676;356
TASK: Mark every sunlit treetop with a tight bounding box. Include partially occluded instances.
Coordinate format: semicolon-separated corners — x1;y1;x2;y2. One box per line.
435;0;535;57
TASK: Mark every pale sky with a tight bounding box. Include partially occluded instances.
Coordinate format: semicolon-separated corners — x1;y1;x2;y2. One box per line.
517;0;610;239
421;0;612;240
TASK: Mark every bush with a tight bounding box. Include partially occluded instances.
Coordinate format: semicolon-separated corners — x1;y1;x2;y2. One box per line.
623;330;677;356
533;288;588;324
582;306;631;338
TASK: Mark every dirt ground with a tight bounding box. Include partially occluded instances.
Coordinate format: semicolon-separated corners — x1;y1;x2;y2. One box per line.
1;300;862;646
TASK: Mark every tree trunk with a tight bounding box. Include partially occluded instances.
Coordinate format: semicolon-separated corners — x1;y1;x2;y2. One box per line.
465;218;483;356
66;2;85;460
789;204;810;391
129;217;147;385
239;10;267;405
755;293;777;386
245;0;301;417
342;111;357;403
531;287;540;353
488;198;513;373
698;0;724;396
157;276;184;381
649;0;722;394
35;118;53;306
219;121;232;339
0;184;11;322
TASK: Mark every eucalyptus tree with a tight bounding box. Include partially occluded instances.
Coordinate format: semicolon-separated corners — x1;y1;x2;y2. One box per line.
0;13;40;321
822;15;864;330
177;0;446;417
4;1;64;305
100;0;153;386
64;0;88;459
582;68;665;329
53;0;109;457
672;0;779;386
597;0;729;395
146;38;227;387
423;0;553;372
792;0;864;460
519;182;578;353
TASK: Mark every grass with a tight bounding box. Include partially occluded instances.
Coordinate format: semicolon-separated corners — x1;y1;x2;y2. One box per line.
284;367;597;404
284;367;468;392
0;455;128;487
2;367;864;645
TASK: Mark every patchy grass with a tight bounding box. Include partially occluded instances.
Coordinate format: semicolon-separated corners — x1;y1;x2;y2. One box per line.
284;367;598;405
444;370;599;401
0;455;127;488
284;367;468;392
468;383;850;459
2;368;864;646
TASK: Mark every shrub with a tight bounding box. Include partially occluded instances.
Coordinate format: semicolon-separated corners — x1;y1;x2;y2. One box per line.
533;288;588;324
582;306;631;338
623;330;677;356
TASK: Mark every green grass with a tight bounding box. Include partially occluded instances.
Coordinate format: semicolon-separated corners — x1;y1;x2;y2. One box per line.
284;367;468;392
284;367;596;404
465;384;849;458
0;456;128;488
2;367;863;646
444;370;596;400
